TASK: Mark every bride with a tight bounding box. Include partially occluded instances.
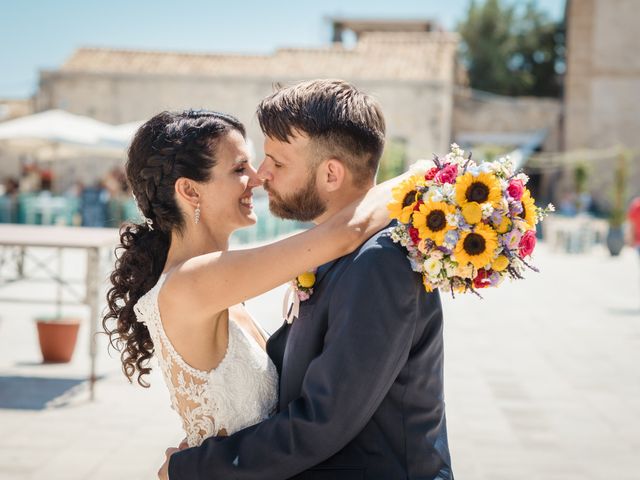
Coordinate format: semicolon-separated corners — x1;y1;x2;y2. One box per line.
102;109;398;448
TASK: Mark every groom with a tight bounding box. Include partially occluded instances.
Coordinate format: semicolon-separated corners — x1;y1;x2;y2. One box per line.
161;79;453;479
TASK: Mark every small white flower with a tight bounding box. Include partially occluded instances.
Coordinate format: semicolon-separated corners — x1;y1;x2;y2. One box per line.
444;260;457;277
455;262;475;279
429;249;444;261
479;162;494;174
450;143;465;158
515;172;529;185
430;190;444;202
467;165;481;177
424;257;442;277
409;255;424;273
481;203;495;219
446;213;459;227
440;183;455;201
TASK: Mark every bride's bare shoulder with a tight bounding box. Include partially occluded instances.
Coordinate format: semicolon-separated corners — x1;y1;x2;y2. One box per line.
157;261;224;325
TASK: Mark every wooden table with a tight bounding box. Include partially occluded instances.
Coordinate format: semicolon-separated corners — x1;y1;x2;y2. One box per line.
0;224;119;400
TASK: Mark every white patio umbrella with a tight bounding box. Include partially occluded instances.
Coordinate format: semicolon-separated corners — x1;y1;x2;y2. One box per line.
0;109;127;148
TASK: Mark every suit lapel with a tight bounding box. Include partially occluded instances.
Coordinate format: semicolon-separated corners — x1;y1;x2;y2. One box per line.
314;258;339;286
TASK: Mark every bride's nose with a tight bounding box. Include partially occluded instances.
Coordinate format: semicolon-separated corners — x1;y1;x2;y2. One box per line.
247;164;262;188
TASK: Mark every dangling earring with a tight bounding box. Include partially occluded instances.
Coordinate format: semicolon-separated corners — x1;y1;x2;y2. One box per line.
194;203;201;225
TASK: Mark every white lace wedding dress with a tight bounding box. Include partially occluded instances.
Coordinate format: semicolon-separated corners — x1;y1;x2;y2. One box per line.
133;273;279;447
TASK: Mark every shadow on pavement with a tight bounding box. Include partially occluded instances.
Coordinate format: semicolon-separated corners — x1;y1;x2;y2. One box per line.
0;375;87;410
607;307;640;316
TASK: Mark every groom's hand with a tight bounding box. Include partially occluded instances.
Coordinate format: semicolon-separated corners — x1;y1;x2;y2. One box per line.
158;447;179;480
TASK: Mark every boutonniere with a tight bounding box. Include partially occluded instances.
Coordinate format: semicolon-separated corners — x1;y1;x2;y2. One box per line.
282;269;316;324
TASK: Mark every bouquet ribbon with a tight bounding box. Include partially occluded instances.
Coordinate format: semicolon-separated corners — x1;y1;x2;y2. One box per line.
282;285;301;324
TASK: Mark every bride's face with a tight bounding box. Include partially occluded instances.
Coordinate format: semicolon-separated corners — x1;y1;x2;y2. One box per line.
198;129;261;232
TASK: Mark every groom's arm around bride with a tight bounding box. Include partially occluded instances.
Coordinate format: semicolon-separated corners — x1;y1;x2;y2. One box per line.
165;227;452;480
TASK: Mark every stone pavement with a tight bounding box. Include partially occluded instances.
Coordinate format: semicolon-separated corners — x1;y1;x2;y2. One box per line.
0;242;638;479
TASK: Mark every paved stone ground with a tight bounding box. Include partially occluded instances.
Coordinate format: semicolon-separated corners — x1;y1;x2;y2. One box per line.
0;241;638;479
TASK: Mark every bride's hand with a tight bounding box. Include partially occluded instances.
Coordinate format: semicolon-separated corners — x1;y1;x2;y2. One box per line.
340;171;412;240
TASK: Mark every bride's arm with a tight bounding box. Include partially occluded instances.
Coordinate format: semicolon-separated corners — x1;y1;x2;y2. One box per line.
167;174;406;318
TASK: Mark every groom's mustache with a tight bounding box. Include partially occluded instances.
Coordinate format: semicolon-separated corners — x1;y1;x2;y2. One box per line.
262;181;278;197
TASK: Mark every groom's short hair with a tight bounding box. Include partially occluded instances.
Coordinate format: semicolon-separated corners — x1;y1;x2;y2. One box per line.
257;79;386;187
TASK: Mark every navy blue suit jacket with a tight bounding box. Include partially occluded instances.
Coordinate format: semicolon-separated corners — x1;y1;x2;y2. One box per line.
169;226;453;479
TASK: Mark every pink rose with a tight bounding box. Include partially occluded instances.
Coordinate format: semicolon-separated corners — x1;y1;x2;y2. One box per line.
434;163;458;184
519;230;537;257
473;268;492;289
507;179;524;201
425;167;439;181
409;227;421;245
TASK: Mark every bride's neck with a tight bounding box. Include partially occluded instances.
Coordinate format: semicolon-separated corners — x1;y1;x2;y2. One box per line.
164;224;230;271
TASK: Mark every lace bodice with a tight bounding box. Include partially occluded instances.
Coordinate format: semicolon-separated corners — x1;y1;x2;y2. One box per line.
133;274;278;447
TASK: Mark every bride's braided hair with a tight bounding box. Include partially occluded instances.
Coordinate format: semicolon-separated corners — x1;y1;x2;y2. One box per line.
102;110;246;387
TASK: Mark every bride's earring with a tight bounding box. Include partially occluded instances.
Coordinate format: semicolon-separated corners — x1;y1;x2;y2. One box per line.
194;203;201;225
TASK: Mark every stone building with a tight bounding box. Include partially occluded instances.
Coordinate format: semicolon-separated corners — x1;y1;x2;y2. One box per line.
564;0;640;152
35;20;459;164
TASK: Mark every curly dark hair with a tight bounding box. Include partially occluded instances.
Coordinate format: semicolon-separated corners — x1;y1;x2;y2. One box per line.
102;109;246;387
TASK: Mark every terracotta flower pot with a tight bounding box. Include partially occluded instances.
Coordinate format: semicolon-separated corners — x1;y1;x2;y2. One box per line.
36;318;80;363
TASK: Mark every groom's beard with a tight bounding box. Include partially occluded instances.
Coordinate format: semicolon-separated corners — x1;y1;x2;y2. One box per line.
264;174;327;222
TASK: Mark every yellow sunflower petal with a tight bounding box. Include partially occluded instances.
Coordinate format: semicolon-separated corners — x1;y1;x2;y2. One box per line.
495;216;512;234
492;255;509;272
519;189;537;229
461;202;482;224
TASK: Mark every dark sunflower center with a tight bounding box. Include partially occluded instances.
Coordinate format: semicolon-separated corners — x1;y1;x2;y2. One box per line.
426;210;446;231
518;202;526;218
463;233;486;255
402;190;417;208
466;182;489;203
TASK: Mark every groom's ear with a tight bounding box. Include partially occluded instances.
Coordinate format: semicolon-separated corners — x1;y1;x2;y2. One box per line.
174;178;200;208
320;159;346;193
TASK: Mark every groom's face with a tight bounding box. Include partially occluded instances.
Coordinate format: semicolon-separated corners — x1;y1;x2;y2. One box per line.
258;132;327;222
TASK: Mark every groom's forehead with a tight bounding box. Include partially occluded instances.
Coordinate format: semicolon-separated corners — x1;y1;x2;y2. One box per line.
264;133;312;159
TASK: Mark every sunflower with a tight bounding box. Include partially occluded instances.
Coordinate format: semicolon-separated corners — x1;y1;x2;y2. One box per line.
388;176;422;223
455;172;502;209
413;201;456;246
454;222;498;270
518;188;537;229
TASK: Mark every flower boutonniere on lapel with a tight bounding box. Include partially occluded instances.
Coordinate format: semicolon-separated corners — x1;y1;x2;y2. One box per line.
283;269;316;324
293;271;316;301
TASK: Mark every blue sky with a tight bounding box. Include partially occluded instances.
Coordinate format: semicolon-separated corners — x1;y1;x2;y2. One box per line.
1;0;565;98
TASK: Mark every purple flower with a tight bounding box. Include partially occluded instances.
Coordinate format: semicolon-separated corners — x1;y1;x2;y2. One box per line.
489;271;501;286
502;230;522;250
510;202;523;216
490;210;503;225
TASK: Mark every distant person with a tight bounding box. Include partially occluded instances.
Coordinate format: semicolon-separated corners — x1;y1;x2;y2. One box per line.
80;181;109;227
629;197;640;255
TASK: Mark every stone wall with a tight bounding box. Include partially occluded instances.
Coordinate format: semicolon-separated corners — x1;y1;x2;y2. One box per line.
35;72;453;165
453;89;562;151
564;0;640;198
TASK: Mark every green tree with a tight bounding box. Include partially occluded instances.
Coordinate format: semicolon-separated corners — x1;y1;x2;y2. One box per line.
458;0;565;97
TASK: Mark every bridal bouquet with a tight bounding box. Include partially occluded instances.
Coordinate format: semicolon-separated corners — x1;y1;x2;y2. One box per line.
388;144;554;296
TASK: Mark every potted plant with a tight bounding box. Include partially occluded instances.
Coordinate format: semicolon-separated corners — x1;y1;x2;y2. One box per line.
35;315;81;363
606;150;629;256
